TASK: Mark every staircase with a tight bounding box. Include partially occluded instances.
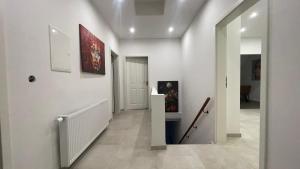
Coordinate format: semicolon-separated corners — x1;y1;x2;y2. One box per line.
178;97;211;144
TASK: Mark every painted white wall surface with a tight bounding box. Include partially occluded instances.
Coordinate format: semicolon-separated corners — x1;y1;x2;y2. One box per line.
268;0;300;168
226;17;241;135
2;0;119;168
241;38;262;54
150;88;166;148
180;0;240;144
120;39;182;112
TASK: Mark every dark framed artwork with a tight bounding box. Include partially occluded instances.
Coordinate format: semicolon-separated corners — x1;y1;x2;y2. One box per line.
252;59;261;81
158;81;179;112
79;24;105;74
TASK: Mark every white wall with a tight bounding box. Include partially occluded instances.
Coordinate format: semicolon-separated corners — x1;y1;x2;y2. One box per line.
120;39;182;112
268;0;300;168
151;89;166;148
226;17;241;135
241;38;262;54
180;0;240;144
2;0;119;168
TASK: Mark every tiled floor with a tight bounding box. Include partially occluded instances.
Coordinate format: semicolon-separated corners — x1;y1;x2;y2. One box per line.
240;101;260;109
72;109;260;169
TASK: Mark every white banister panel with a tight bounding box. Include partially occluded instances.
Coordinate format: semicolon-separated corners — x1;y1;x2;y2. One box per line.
150;87;167;150
58;99;110;168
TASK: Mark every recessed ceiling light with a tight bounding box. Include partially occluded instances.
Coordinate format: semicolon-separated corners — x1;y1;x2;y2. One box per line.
249;12;258;19
52;29;57;33
168;27;174;33
240;27;247;33
129;27;135;34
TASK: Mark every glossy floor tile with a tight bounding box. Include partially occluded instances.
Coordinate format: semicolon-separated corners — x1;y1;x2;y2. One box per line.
72;109;259;169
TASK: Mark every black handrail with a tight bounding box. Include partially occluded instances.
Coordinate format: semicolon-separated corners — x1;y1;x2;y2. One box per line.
178;97;211;144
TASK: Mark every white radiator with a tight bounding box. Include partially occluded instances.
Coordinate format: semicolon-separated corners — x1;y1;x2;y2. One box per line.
58;99;110;168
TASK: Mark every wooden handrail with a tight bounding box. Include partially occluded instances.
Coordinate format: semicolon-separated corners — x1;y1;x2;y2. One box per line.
178;97;211;144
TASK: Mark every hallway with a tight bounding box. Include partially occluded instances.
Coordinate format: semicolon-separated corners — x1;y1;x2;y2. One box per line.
2;0;300;168
72;110;259;169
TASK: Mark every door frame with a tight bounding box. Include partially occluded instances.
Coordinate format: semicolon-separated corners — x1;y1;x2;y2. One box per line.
124;56;150;111
0;3;12;168
215;0;269;169
110;49;120;114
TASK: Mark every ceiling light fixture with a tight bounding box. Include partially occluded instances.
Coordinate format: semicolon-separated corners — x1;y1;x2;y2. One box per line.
129;27;135;34
249;12;258;19
168;27;174;33
240;27;247;33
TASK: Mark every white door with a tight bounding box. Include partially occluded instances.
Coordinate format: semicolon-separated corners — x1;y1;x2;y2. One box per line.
126;58;148;110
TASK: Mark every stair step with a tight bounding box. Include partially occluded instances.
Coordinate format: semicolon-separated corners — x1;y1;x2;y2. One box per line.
166;112;182;121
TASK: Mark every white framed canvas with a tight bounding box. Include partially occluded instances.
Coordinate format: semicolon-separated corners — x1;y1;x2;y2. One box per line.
49;25;72;73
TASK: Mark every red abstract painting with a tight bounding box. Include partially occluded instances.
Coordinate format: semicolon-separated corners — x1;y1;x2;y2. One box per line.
79;24;105;74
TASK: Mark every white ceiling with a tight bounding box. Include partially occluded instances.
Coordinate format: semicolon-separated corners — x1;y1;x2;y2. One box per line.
91;0;207;39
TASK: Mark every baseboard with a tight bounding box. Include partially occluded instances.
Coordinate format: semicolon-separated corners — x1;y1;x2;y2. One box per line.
227;133;242;137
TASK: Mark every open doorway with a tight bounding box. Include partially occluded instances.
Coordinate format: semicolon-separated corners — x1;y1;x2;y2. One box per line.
216;0;268;169
125;57;149;110
240;53;261;109
111;50;120;114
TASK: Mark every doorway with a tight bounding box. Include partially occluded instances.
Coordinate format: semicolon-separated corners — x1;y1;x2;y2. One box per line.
111;50;120;114
125;57;149;110
216;0;268;169
240;54;261;109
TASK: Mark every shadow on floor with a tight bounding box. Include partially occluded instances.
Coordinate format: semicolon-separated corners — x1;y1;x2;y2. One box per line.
241;101;260;109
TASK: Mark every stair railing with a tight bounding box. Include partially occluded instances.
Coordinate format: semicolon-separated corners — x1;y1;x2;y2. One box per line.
178;97;211;144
